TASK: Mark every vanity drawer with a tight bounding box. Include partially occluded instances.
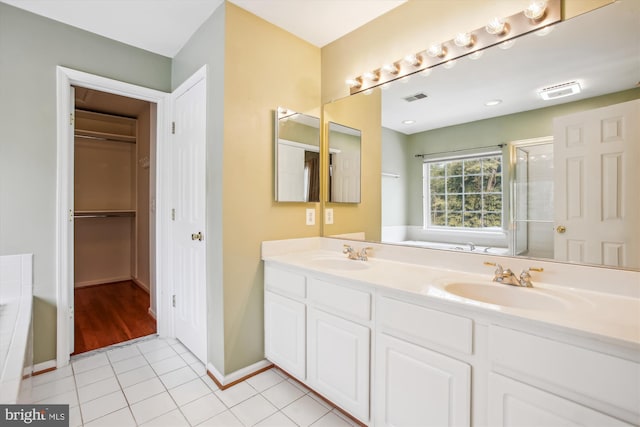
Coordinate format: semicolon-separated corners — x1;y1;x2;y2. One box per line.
264;265;306;299
377;296;473;355
308;278;371;322
489;325;640;420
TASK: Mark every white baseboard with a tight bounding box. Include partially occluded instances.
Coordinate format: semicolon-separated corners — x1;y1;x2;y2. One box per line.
32;360;56;375
132;277;150;293
74;276;131;288
207;359;272;387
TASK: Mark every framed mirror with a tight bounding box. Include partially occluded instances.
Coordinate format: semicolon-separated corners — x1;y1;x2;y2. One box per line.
327;122;362;203
274;107;320;202
324;1;640;270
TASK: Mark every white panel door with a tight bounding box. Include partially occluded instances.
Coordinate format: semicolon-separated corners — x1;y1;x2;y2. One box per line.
488;374;633;427
307;307;370;423
171;76;207;363
553;100;640;268
375;333;471;427
264;291;306;380
332;151;361;202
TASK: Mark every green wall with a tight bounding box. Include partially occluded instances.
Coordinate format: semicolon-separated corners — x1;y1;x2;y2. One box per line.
0;3;171;364
402;88;640;226
381;127;409;226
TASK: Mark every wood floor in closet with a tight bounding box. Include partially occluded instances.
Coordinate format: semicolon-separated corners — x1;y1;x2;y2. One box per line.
73;280;156;355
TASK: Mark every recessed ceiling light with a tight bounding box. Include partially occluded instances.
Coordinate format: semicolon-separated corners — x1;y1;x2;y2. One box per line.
484;99;503;106
403;120;416;125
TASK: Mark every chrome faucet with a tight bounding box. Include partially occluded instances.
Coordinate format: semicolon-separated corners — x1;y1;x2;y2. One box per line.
484;262;543;287
343;244;373;261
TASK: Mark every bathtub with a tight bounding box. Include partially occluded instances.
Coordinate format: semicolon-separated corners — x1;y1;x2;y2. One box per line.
399;240;510;255
0;254;33;404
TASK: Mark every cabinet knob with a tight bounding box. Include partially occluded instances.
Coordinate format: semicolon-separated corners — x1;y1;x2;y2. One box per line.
191;231;204;241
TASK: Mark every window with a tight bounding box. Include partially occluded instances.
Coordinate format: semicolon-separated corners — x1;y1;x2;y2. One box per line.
425;153;503;229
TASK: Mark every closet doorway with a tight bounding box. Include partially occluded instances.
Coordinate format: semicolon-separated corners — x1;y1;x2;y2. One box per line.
72;87;157;354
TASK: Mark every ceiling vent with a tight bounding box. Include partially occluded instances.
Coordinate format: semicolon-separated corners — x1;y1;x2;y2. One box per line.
403;92;428;102
538;81;581;101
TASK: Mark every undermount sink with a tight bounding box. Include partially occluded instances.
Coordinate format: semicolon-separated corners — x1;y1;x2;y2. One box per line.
308;255;371;271
443;282;570;311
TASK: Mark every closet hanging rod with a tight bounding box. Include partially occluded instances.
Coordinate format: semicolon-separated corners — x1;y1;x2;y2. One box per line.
414;143;506;158
74;134;136;144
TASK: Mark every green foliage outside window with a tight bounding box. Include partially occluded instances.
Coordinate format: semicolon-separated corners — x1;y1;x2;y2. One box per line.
427;155;502;229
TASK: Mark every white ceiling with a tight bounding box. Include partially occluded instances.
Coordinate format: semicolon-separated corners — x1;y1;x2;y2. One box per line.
0;0;406;57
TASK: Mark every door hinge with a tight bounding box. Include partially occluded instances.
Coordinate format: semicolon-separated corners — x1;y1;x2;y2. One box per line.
171;208;176;221
70;113;74;126
172;295;176;308
172;121;176;134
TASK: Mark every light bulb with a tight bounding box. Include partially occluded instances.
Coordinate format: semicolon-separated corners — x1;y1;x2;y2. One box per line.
345;78;361;89
454;32;474;48
524;0;547;20
363;71;380;82
420;68;432;77
404;54;422;67
382;63;400;75
468;50;484;60
498;40;516;50
443;60;457;69
485;17;507;35
427;43;446;58
535;26;554;36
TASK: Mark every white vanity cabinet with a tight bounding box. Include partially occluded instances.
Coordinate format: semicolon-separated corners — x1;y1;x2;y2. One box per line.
264;266;307;380
307;278;372;422
375;295;472;427
488;325;639;426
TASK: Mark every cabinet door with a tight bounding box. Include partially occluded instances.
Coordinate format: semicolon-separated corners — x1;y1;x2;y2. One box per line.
264;291;306;380
375;333;470;427
488;373;633;427
307;308;370;423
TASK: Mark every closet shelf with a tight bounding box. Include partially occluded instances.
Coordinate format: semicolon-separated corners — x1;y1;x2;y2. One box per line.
75;129;136;144
74;210;136;219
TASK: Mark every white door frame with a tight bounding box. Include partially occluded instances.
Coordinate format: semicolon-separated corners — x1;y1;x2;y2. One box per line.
55;66;172;367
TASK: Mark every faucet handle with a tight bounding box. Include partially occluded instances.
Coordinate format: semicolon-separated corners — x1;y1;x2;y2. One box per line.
343;244;354;253
484;261;504;274
519;267;543;287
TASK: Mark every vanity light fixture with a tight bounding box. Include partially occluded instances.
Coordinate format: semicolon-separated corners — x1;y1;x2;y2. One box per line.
427;43;447;58
346;0;560;95
485;17;508;35
524;0;548;20
454;32;475;48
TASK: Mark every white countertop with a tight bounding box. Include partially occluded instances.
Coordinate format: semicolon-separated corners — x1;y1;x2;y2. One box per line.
262;243;640;350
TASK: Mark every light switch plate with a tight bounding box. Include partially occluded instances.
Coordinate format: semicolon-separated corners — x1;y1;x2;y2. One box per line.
306;208;315;225
325;208;334;225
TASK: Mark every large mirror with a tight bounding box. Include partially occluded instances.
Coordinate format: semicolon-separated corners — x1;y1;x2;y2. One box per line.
328;122;362;203
325;1;640;270
275;108;320;202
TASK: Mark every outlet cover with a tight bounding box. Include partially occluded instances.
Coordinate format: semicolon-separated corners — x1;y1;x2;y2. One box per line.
306;208;315;225
325;208;334;225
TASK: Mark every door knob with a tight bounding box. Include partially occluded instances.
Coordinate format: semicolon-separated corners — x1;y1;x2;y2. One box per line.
191;231;203;241
556;225;566;234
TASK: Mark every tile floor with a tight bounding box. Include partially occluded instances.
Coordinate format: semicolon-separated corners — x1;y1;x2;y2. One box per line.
20;335;357;427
